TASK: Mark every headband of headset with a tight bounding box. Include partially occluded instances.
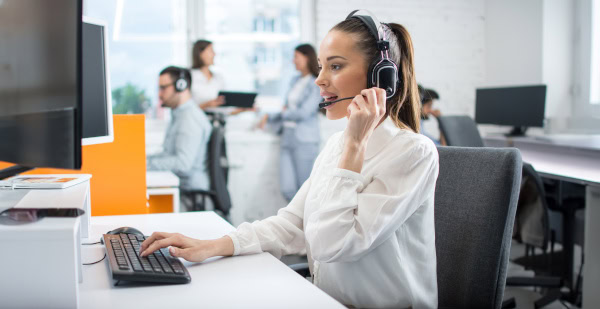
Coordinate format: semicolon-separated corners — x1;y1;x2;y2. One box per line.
346;10;390;52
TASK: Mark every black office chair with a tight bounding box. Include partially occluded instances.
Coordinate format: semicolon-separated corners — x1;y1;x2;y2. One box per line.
435;146;521;309
182;115;232;217
506;163;563;308
541;179;586;305
437;115;485;147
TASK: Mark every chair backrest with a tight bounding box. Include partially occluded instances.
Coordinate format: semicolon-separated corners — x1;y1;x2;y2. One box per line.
207;121;232;215
437;115;485;147
435;146;522;309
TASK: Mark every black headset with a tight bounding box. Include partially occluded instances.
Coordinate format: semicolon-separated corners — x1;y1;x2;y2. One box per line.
346;10;399;99
174;69;188;92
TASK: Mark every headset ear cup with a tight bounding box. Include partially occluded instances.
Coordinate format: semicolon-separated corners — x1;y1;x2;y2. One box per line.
371;60;398;99
175;78;187;92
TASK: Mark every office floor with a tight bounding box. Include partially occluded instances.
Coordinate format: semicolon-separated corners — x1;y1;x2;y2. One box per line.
502;240;581;309
280;241;583;309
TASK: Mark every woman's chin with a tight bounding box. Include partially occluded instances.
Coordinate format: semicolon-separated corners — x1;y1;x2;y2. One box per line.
326;109;345;120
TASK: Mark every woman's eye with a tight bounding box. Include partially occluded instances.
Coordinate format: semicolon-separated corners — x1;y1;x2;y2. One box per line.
331;64;341;70
317;66;322;71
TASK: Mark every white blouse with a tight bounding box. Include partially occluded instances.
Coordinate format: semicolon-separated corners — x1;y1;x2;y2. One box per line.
228;117;439;309
190;68;225;105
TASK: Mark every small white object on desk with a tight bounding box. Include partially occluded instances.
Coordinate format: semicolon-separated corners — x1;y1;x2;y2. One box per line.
0;174;91;189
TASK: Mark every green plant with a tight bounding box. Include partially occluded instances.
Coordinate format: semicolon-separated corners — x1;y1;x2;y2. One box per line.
111;83;150;114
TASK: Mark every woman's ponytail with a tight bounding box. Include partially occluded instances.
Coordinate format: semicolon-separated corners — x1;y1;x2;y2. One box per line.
386;23;420;133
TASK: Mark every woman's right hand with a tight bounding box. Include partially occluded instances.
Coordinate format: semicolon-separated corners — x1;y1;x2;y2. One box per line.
257;114;268;130
200;95;225;109
140;232;234;263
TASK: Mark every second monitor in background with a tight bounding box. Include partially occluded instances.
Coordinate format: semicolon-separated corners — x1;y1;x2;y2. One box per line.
475;85;546;136
218;91;257;108
82;17;114;146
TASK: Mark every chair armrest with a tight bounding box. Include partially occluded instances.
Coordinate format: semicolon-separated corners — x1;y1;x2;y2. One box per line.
506;276;562;287
501;298;516;309
181;189;216;196
288;262;310;278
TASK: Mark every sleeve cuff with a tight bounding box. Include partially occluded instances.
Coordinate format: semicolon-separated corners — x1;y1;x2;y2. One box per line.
332;168;367;185
227;232;241;256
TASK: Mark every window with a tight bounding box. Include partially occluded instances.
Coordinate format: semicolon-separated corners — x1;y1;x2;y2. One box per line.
203;0;301;98
83;0;188;117
591;0;600;105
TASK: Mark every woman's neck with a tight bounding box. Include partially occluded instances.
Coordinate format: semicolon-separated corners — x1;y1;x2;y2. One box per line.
299;68;310;77
200;66;212;80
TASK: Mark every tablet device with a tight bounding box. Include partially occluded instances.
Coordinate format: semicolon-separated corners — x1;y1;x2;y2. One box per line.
218;91;257;108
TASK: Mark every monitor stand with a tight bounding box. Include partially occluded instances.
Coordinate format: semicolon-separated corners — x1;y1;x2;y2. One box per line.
0;165;33;180
506;126;528;137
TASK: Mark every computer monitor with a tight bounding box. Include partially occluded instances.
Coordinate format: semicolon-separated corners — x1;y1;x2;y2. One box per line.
475;85;547;136
82;18;114;146
0;0;82;179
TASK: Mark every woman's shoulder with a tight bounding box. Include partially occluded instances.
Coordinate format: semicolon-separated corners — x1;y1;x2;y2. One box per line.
391;129;439;162
322;131;344;150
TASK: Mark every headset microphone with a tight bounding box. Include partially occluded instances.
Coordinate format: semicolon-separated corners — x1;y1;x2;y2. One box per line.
319;96;354;109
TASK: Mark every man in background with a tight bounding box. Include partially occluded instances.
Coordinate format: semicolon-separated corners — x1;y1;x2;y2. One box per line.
147;66;212;196
418;85;445;145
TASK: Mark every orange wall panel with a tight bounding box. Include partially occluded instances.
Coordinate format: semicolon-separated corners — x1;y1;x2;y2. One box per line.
0;115;148;216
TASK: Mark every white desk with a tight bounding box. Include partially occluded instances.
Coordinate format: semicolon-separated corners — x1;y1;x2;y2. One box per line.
484;135;600;308
80;212;343;308
146;171;180;212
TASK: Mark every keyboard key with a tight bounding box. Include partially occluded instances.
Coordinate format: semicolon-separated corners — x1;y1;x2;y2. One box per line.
131;262;143;272
148;255;163;272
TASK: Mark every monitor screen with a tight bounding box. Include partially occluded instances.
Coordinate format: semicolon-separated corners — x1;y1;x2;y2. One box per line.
82;19;113;145
475;85;547;128
0;0;82;171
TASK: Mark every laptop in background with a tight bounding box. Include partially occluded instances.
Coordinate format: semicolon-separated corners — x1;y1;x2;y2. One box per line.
218;91;257;108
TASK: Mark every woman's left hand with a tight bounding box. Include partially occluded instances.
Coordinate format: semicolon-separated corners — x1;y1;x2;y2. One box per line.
344;88;387;148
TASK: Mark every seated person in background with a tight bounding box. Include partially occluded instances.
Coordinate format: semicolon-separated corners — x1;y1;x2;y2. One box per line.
190;40;225;110
147;66;212;194
418;85;445;145
258;44;322;201
142;11;439;308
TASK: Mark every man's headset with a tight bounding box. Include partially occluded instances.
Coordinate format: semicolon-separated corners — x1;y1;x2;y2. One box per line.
174;69;189;92
319;10;400;109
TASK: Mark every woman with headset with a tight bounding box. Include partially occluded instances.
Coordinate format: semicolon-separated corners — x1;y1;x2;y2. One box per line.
190;40;225;110
258;44;322;201
142;11;439;308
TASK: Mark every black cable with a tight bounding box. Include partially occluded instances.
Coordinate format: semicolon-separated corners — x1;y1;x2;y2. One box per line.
82;241;101;245
83;253;106;265
559;300;570;309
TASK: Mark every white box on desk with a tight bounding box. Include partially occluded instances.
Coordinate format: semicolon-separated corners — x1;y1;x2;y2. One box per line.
4;180;92;238
0;217;82;308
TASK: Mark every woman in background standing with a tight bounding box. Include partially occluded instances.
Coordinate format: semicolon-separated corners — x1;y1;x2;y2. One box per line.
260;44;322;201
190;40;225;110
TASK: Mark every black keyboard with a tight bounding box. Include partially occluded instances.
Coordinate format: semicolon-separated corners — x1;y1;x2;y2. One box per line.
103;233;191;284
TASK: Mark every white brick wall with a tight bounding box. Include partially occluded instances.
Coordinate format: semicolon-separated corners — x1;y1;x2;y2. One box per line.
314;0;486;116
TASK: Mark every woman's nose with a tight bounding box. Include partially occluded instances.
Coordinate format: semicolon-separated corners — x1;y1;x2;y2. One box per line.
315;71;328;88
